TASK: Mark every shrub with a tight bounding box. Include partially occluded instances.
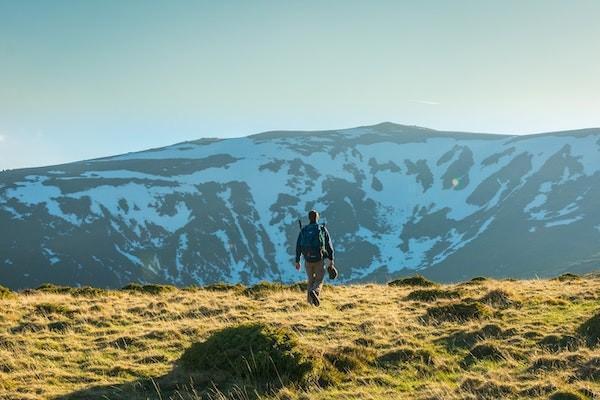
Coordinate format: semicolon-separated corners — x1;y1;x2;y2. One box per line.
121;283;176;295
179;323;319;394
406;288;461;302
577;311;600;347
388;275;436;287
425;302;491;323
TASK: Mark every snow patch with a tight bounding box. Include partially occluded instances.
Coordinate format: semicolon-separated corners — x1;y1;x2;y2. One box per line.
43;248;60;265
545;216;583;228
114;245;143;267
524;194;547;213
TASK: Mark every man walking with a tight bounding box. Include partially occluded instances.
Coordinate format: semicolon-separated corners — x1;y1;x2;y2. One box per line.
295;210;336;306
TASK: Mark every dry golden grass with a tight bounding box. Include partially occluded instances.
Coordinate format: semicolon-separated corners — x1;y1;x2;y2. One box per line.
0;276;598;400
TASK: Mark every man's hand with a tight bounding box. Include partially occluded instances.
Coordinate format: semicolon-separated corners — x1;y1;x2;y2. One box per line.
295;261;301;271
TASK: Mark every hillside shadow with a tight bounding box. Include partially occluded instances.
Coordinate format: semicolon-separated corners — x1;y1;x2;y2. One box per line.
52;369;202;400
54;323;315;400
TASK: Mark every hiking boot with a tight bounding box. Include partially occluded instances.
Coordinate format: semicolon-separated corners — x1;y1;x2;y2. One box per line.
309;290;320;307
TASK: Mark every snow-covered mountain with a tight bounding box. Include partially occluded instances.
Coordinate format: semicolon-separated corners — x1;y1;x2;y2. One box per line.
1;122;599;289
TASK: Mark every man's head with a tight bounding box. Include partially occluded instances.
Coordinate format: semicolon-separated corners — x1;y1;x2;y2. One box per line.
308;210;319;223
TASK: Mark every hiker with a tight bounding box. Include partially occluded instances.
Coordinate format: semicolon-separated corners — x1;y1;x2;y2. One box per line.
295;210;336;306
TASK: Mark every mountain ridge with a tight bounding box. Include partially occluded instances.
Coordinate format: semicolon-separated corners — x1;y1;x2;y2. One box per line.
1;122;599;289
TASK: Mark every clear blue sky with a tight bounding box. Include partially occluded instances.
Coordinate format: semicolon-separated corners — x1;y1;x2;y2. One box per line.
1;0;599;169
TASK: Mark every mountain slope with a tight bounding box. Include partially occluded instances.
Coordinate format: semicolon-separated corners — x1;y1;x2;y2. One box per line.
1;122;599;288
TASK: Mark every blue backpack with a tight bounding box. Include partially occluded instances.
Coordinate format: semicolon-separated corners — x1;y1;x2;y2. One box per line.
300;223;326;262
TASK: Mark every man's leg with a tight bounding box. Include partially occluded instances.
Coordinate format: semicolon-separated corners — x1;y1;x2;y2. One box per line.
305;262;315;304
313;259;325;298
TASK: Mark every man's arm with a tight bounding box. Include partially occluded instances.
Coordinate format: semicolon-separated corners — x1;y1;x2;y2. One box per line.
323;227;334;261
295;231;302;263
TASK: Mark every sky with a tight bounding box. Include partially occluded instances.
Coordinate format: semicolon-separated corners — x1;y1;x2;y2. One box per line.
1;0;599;170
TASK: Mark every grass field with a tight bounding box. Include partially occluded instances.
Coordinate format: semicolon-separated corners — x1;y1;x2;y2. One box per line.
0;275;598;400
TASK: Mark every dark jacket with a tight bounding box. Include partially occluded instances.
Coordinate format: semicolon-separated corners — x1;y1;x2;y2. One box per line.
295;223;334;263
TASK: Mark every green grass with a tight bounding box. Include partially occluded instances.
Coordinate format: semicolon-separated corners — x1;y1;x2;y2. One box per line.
0;275;598;399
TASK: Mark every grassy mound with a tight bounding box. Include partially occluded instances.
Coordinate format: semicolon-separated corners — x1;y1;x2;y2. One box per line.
70;286;107;297
32;284;107;297
537;334;581;352
575;357;600;381
462;343;508;366
439;324;511;349
548;391;587;400
243;281;306;297
34;303;72;316
555;273;581;282
460;377;516;398
388;275;436;287
530;356;568;372
461;276;489;286
35;283;73;294
519;384;558;397
470;276;488;282
0;285;13;299
324;345;377;372
405;288;461;302
202;282;246;291
47;321;72;332
577;311;600;347
179;323;319;394
121;283;176;295
479;289;519;309
425;302;491;323
377;347;435;366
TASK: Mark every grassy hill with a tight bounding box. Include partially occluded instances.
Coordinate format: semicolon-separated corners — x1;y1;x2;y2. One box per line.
0;275;599;400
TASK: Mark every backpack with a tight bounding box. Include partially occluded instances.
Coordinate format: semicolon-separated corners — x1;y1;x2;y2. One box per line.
299;223;327;262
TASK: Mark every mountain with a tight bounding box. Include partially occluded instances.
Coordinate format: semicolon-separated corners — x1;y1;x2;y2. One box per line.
1;122;599;289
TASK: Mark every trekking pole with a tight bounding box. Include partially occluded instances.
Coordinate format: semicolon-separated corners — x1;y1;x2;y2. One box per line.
298;219;302;230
